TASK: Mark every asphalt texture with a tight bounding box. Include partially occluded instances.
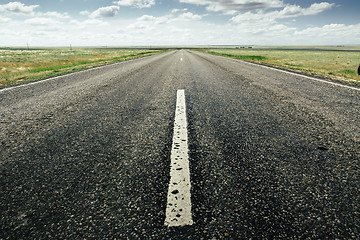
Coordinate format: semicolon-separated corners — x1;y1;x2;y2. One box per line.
0;50;359;239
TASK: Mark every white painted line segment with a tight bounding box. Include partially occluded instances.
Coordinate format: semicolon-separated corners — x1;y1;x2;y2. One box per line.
164;89;193;227
232;58;360;92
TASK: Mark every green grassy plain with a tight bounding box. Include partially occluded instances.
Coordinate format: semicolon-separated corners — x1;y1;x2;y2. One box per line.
0;47;165;87
198;46;360;85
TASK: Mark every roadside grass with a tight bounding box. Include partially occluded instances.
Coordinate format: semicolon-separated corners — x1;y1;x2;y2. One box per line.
198;47;360;85
0;48;165;87
207;51;267;61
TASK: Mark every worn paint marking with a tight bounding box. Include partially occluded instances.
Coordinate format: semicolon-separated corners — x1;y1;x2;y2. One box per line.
164;89;193;227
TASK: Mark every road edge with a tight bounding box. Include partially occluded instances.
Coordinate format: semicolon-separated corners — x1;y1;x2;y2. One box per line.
195;50;360;92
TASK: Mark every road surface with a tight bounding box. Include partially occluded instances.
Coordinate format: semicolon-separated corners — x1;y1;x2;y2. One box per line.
1;50;359;239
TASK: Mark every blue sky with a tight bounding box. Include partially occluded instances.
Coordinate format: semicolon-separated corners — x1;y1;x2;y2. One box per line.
0;0;359;46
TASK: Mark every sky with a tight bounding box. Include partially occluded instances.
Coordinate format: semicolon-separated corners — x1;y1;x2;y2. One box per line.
0;0;359;46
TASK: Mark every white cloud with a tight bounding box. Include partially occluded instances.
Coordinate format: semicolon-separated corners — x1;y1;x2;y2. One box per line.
0;16;11;23
23;17;65;32
114;0;155;8
137;15;169;24
230;10;277;33
0;2;72;23
229;2;334;38
179;0;284;14
294;23;360;43
126;12;203;32
279;2;334;18
178;12;202;21
231;2;335;25
80;10;90;16
127;22;154;31
90;6;120;18
171;8;188;13
0;1;39;15
303;2;335;15
24;17;61;26
127;14;169;30
70;19;108;29
40;11;71;19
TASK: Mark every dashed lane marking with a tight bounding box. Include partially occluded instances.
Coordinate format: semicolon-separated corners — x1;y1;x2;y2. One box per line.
164;89;193;227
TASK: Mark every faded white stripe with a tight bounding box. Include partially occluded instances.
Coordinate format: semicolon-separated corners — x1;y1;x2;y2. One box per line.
164;89;193;227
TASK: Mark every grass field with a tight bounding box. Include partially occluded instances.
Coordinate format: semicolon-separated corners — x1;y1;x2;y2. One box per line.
198;47;360;85
0;47;165;87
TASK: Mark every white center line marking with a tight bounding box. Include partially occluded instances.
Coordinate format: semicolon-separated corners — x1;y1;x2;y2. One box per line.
164;89;193;227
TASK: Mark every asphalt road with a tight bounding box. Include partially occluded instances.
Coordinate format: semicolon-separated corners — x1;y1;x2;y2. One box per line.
0;50;359;239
